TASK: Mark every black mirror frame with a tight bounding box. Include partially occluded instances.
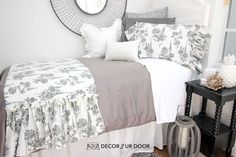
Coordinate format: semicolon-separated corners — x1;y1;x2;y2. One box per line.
74;0;108;15
50;0;127;36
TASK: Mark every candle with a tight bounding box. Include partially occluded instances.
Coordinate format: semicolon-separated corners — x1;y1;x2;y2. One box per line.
175;127;190;148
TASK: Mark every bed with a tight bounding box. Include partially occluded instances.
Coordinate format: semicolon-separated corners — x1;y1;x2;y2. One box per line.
0;58;195;157
0;0;212;157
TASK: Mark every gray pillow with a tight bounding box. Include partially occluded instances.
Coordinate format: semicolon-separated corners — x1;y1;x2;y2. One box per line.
121;17;176;41
126;7;168;18
124;17;176;31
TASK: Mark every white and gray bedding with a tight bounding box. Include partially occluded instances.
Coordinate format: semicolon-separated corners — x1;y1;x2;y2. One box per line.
121;7;174;41
3;59;105;157
0;58;156;157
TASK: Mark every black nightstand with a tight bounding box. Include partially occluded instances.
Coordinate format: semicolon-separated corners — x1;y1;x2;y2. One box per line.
184;80;236;157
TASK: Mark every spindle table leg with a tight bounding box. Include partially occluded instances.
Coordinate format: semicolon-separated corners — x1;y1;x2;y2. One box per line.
185;85;193;116
226;100;236;157
200;97;207;117
213;103;223;136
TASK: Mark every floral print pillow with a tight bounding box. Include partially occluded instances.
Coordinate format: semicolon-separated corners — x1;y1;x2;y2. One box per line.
125;23;211;72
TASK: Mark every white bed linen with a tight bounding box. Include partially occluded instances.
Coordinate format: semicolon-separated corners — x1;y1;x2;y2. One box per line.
139;58;196;124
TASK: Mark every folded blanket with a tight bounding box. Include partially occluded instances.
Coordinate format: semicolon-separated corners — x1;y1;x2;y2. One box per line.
80;59;155;132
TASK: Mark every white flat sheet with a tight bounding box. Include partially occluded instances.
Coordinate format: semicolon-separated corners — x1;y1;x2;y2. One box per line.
139;59;196;124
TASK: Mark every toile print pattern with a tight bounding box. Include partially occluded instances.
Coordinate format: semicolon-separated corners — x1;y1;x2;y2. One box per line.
125;23;211;72
4;59;105;157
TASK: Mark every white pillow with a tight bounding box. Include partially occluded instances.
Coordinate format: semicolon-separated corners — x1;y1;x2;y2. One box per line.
105;41;139;62
80;19;122;58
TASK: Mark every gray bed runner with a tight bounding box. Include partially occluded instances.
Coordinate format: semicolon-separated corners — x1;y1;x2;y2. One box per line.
80;58;156;132
0;68;9;157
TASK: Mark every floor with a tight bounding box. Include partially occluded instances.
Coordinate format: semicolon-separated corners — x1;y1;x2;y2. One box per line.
154;147;231;157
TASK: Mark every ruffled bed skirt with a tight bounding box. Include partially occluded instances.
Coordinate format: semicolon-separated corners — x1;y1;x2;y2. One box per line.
5;95;105;157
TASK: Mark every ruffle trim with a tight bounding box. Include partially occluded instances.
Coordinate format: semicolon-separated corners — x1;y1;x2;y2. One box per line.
5;94;105;157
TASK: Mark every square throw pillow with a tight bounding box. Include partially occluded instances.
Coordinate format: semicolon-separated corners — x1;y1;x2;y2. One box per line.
125;23;211;71
80;19;122;58
105;41;139;62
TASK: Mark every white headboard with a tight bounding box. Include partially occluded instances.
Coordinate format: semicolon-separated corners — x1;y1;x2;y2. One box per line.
150;0;211;26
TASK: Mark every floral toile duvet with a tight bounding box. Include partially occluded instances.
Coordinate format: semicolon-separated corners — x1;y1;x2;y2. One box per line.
3;59;105;157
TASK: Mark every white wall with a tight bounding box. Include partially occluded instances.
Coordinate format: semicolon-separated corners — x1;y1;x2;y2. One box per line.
126;0;152;13
0;0;86;72
207;0;228;67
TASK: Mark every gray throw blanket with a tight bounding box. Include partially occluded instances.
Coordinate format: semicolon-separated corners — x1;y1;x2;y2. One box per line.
80;59;156;132
0;68;9;157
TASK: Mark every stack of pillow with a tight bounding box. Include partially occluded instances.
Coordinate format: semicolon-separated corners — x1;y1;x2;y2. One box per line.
80;7;211;72
122;7;176;41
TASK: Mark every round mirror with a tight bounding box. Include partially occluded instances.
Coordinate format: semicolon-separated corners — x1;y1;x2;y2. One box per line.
75;0;107;15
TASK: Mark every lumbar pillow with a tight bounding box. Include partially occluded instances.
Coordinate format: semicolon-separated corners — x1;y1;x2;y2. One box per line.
105;41;139;62
80;19;122;58
125;23;211;71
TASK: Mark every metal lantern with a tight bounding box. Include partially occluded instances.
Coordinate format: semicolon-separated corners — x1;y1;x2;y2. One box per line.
167;115;201;157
